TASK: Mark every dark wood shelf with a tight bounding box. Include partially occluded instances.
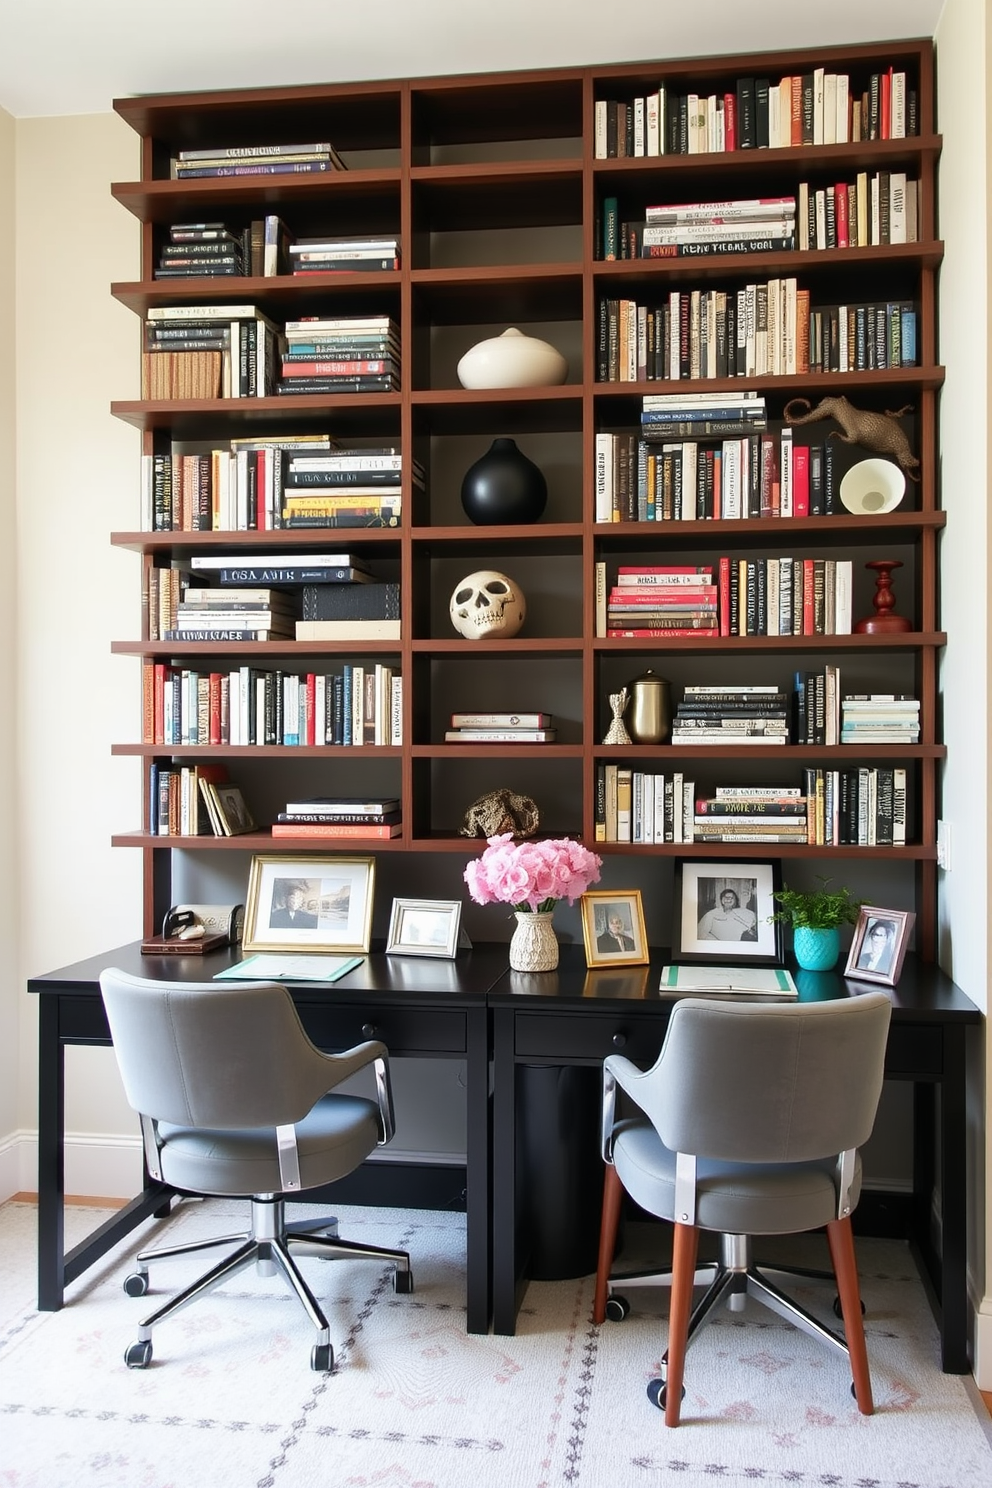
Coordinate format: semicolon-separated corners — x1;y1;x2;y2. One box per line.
111;40;944;956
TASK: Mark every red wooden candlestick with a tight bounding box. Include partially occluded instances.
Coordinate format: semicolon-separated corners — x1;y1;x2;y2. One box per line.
853;559;912;633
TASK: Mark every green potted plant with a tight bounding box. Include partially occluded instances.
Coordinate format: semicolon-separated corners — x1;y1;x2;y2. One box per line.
768;877;865;971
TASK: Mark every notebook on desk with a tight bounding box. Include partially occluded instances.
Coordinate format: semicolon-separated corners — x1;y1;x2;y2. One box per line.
214;953;365;983
659;964;798;997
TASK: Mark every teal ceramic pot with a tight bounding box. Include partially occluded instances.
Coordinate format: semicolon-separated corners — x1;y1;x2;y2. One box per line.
793;925;841;971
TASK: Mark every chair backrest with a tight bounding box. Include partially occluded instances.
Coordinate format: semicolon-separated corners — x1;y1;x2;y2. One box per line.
634;992;892;1164
99;968;341;1130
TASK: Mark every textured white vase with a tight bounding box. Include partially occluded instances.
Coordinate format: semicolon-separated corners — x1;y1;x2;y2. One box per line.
509;911;559;972
457;327;568;389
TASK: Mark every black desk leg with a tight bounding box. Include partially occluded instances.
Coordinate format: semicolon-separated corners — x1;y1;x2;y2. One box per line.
37;996;66;1310
464;1005;490;1334
937;1025;970;1373
491;1010;522;1335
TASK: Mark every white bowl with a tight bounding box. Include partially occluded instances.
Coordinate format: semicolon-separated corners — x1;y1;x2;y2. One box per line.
839;457;906;515
456;328;568;389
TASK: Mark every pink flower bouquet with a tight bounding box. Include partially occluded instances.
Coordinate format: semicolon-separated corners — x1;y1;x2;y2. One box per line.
464;834;602;914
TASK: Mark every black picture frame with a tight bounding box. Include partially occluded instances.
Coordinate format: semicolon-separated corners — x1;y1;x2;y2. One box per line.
672;858;785;966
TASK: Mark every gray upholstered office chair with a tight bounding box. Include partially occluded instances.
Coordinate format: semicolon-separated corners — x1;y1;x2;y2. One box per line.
593;991;891;1426
99;967;412;1373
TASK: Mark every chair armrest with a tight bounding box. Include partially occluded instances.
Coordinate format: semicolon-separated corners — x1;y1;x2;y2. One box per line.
318;1039;395;1144
601;1053;651;1162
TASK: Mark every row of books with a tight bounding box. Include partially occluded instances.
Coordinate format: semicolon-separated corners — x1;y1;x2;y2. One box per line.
149;764;256;838
142;305;281;399
140;306;402;402
593;66;917;159
798;175;920;251
803;766;908;846
596;765;695;844
168;140;346;179
598;558;856;638
272;795;402;840
444;711;557;744
597;284;916;384
141;662;402;747
141;442;418;534
595;433;861;525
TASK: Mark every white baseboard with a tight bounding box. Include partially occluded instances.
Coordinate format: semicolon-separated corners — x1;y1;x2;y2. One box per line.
1;1130;462;1205
974;1298;992;1390
2;1130;143;1202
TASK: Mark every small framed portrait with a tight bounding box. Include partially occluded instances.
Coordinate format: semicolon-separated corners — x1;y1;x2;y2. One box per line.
580;890;649;967
386;898;464;959
673;859;784;966
844;906;915;986
243;855;375;954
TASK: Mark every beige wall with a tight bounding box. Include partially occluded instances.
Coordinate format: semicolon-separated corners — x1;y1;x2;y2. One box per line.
0;105;18;1183
934;0;991;1386
14;113;144;1190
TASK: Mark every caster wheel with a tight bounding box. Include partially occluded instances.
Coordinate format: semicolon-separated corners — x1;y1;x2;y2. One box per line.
123;1272;149;1298
647;1377;685;1411
311;1342;334;1373
605;1294;630;1322
125;1339;152;1369
833;1295;866;1319
393;1268;414;1295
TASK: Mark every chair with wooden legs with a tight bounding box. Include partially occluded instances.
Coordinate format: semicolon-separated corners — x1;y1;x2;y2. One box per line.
593;991;892;1426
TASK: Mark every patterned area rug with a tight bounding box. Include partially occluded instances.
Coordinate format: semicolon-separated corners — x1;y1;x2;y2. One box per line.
1;1199;990;1487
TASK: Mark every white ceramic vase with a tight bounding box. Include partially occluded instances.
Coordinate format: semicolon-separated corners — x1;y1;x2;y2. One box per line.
457;327;568;389
509;911;559;972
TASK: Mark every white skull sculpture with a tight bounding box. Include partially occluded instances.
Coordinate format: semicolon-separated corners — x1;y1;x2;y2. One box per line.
449;569;526;640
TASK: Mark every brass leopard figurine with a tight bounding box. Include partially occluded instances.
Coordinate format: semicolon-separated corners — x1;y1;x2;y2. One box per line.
460;788;540;839
783;395;920;480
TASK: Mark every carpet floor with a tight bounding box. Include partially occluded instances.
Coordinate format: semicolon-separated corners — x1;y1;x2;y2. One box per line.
1;1198;990;1487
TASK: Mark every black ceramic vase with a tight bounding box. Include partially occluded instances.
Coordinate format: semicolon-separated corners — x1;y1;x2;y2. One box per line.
460;437;548;525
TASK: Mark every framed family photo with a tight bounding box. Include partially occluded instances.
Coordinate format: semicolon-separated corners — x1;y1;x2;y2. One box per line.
673;859;784;966
386;898;464;958
243;855;375;954
844;906;915;986
580;890;649;967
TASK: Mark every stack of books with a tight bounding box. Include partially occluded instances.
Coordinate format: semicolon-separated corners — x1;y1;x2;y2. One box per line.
670;685;790;745
155;222;246;279
288;236;400;274
280;444;416;530
692;786;808;845
295;583;401;642
272;796;402;840
641;391;767;442
640;196;796;259
169;141;346;179
279;315;400;396
143;304;282;400
841;694;920;744
606;565;718;638
167;586;298;642
444;712;556;743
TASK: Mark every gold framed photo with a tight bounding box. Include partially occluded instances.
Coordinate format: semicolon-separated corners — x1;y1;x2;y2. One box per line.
580;890;649;967
243;855;375;954
844;906;915;986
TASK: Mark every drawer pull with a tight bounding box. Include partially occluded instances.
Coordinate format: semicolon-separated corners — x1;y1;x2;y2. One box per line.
362;1022;378;1038
611;1031;627;1049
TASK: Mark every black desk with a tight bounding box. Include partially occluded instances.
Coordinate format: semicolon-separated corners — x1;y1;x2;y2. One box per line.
29;940;506;1335
489;946;981;1373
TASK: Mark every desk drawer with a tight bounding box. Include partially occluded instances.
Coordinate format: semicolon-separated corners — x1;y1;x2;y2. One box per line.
300;1004;467;1057
515;1011;666;1064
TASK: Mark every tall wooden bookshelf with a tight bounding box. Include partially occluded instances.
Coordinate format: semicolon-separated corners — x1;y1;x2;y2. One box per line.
109;39;944;956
